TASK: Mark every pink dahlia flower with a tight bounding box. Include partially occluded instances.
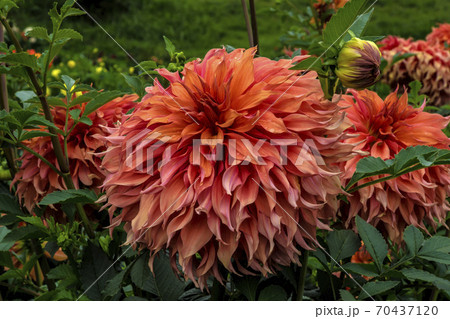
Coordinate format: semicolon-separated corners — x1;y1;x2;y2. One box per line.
13;94;137;212
101;47;355;288
340;89;450;243
426;23;450;48
379;36;450;106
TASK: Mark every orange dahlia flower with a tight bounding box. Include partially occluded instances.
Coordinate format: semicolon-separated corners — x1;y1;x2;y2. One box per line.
13;94;137;212
339;89;450;243
426;23;450;48
101;47;355;288
379;36;450;106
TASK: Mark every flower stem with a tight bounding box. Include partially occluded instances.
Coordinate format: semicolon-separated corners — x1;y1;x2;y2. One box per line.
1;18;95;239
296;250;309;301
30;238;56;290
240;0;254;48
248;0;259;55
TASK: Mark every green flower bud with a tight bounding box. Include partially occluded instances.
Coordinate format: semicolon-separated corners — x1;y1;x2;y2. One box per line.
335;37;381;90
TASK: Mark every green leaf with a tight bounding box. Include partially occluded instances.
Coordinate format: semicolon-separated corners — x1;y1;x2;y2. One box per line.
343;7;374;42
61;74;77;93
343;262;379;277
323;0;369;45
68;91;99;107
258;285;287;301
80;242;117;300
22;254;38;274
346;146;450;191
39;189;97;206
232;274;260;301
131;251;185;300
25;27;50;42
54;28;83;42
0;194;23;216
17;216;46;229
83;91;124;116
290;56;324;74
163;36;176;60
1;225;46;249
340;289;356;301
0;251;13;268
0;52;38;70
122;74;144;97
64;7;85;18
104;267;129;297
0;269;22;281
403;226;424;256
327;229;361;262
0;0;18;14
418;236;450;264
0;226;13;251
355;216;387;272
20;130;55;141
48;264;78;289
401;268;450;291
359;281;400;300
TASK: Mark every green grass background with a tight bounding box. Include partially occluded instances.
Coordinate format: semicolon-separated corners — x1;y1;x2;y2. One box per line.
10;0;450;63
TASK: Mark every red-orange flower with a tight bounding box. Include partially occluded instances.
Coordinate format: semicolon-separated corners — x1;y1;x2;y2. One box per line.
101;48;355;288
339;89;450;243
426;23;450;48
351;242;372;264
379;36;450;106
13;94;137;212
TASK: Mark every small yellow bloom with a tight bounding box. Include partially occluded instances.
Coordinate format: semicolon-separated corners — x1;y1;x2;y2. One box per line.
67;60;76;68
129;67;135;74
92;48;99;54
75;91;83;98
95;66;105;74
46;87;51;96
51;69;62;78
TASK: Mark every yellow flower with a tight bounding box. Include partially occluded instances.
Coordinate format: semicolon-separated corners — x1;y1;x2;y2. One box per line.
129;67;135;74
46;87;51;96
51;69;62;78
92;48;99;54
335;37;381;90
67;60;76;68
95;67;105;74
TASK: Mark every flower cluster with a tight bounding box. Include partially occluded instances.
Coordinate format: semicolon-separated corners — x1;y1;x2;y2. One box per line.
339;89;450;243
101;48;355;288
13;94;137;212
379;35;450;106
426;23;450;48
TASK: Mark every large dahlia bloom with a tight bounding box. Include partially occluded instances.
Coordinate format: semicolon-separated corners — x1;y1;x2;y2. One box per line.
101;48;354;287
339;89;450;243
13;94;137;212
379;36;450;106
426;23;450;48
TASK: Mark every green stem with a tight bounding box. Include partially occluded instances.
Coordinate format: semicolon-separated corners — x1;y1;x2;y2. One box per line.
240;0;254;47
1;18;95;239
296;250;309;301
0;281;40;297
430;287;439;301
30;238;56;290
248;0;259;55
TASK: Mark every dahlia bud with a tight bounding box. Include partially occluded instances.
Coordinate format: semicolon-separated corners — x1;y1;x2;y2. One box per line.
335;37;381;89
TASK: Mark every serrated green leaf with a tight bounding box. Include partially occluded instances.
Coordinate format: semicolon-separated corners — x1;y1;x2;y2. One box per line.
420;236;450;254
83;91;124;116
355;216;387;272
323;0;369;45
131;251;185;300
0;269;22;281
258;285;287;301
343;7;374;42
25;27;50;42
0;52;38;70
20;130;55;141
359;281;399;300
0;225;46;251
343;262;379;277
0;0;18;13
0;194;23;216
61;74;77;92
0;226;13;251
64;7;85;18
39;189;97;206
403;226;424;256
68;91;99;107
401;268;450;291
104;267;128;297
136;60;158;73
80;242;117;300
327;229;361;263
